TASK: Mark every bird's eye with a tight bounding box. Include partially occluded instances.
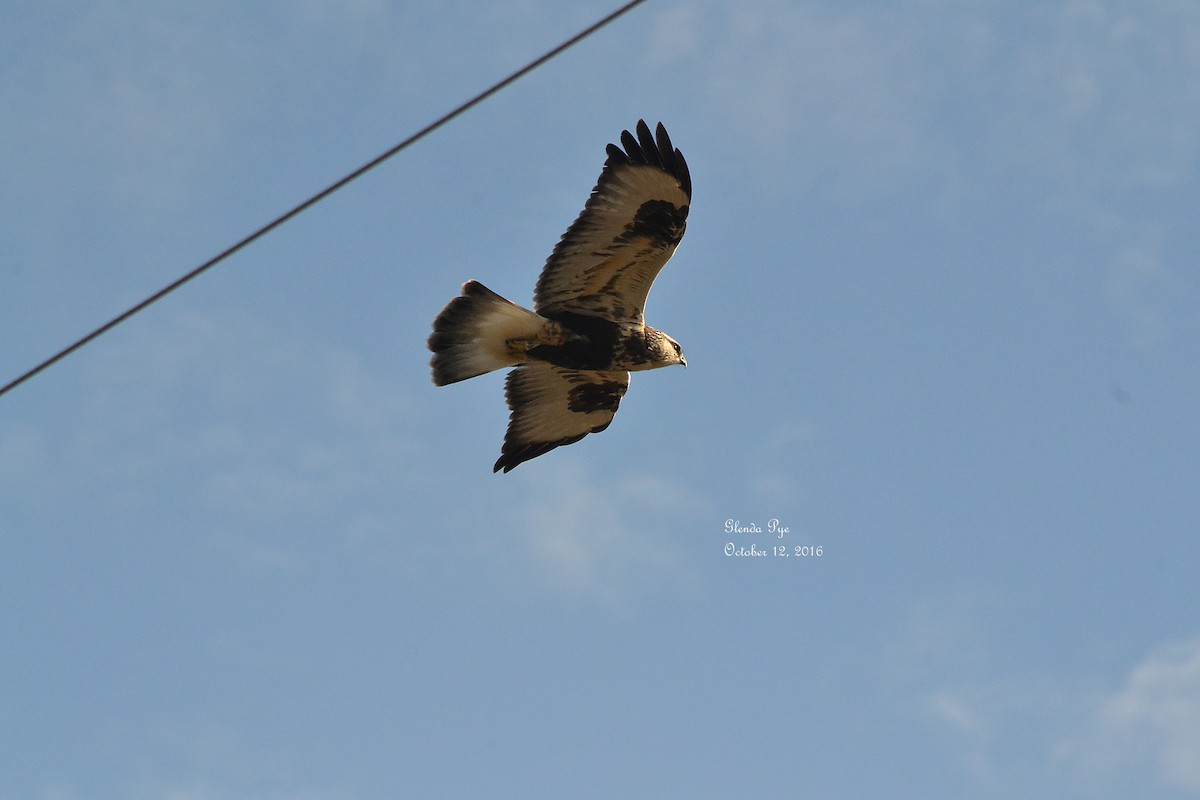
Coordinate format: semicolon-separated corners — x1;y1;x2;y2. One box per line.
671;342;681;354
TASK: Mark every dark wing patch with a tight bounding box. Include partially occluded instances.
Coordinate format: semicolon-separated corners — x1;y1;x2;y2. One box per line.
567;378;626;413
534;120;691;324
494;364;630;473
621;199;688;248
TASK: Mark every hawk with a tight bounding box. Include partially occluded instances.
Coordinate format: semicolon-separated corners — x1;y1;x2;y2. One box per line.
428;120;691;472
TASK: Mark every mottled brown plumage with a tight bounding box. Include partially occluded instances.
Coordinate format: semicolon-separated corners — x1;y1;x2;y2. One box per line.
428;121;691;472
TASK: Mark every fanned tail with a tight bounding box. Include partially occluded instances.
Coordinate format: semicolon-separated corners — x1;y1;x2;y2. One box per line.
427;281;545;386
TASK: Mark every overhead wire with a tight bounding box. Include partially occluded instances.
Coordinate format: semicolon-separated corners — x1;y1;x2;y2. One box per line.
0;0;651;400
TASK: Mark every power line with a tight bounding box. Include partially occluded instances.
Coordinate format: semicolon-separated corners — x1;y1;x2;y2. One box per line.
0;0;650;400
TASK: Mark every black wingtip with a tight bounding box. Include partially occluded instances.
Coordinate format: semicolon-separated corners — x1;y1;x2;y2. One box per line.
493;440;562;474
654;122;692;199
608;119;691;199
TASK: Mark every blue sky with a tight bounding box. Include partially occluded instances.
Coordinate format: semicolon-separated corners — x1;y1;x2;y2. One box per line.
3;1;1199;798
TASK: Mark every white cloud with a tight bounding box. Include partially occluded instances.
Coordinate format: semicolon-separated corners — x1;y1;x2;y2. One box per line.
135;783;352;800
928;688;986;734
889;582;1200;793
650;0;1200;203
748;417;816;505
1061;638;1200;794
513;462;705;605
647;5;705;66
42;310;422;565
925;688;996;780
1106;244;1173;350
901;632;1200;796
2;0;406;223
1009;0;1200;189
4;6;235;215
671;1;933;197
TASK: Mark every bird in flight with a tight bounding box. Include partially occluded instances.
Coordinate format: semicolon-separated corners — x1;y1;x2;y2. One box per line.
428;120;691;472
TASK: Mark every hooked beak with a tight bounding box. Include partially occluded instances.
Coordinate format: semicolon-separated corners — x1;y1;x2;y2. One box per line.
680;356;687;368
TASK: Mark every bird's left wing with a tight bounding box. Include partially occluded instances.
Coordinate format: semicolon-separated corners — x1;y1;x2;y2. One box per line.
494;363;630;473
533;120;691;325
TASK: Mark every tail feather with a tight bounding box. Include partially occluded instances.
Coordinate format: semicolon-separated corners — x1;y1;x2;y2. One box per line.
428;281;546;385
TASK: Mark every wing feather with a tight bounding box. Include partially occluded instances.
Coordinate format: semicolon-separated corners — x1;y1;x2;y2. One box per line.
494;364;629;473
534;120;691;324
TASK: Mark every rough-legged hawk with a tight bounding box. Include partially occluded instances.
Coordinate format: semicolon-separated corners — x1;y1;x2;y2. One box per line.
428;121;691;472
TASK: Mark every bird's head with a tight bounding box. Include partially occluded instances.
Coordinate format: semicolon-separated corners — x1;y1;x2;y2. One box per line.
645;328;686;369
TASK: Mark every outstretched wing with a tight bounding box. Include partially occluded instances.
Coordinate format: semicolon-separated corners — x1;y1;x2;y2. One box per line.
533;120;691;325
494;363;630;473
